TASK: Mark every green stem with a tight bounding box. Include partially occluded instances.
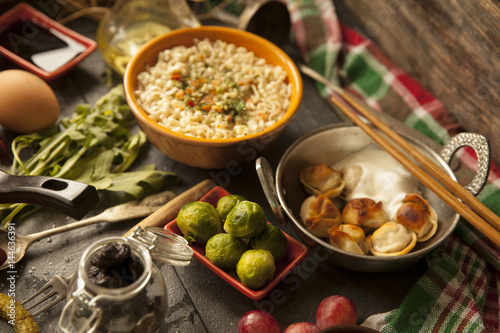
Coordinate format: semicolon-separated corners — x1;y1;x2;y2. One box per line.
2;203;27;227
23;122;79;173
30;138;70;176
11;139;33;175
53;146;89;179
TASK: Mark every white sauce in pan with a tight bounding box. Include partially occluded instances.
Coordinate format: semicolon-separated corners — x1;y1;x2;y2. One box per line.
333;145;420;219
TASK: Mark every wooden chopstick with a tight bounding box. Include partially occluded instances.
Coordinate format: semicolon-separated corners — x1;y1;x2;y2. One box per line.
329;92;500;247
340;93;498;225
299;64;500;246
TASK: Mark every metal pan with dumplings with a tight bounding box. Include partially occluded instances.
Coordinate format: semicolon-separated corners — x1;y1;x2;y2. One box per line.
256;123;490;272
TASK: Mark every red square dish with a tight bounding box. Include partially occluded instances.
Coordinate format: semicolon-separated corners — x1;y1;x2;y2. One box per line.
0;3;97;80
165;186;309;300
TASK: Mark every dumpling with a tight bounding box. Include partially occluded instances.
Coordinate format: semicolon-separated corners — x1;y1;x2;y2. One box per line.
368;221;417;256
342;198;389;231
300;195;342;237
328;224;368;255
395;193;438;242
300;164;345;199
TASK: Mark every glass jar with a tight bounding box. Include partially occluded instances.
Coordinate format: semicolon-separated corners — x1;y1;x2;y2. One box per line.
58;226;193;333
96;0;200;75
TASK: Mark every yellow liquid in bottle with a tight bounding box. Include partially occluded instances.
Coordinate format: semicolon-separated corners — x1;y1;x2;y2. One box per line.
97;21;171;75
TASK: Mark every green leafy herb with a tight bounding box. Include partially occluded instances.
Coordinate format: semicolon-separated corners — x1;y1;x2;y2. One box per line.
223;98;246;117
1;85;177;226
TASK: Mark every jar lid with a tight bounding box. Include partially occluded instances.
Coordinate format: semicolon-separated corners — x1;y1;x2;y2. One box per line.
128;226;193;266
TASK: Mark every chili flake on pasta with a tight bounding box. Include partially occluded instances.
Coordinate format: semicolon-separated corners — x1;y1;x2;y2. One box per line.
134;38;292;139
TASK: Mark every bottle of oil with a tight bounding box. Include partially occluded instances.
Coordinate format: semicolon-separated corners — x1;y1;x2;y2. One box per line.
96;0;199;75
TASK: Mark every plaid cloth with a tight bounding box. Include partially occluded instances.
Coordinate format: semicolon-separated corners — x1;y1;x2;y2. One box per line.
285;0;500;332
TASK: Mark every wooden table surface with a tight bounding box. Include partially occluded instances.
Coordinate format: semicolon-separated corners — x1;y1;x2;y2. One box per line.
0;3;432;332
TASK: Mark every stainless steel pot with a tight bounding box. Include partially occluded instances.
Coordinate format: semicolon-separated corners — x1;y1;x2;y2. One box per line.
257;124;490;272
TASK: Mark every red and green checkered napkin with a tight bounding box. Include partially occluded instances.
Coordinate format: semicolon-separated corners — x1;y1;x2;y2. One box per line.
285;0;500;332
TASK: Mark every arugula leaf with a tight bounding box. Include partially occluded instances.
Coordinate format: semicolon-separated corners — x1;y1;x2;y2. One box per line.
1;85;178;226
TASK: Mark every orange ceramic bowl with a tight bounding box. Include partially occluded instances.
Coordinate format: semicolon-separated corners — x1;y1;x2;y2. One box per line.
123;26;303;169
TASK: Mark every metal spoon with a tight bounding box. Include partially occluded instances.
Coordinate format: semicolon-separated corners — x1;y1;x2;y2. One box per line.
0;190;176;270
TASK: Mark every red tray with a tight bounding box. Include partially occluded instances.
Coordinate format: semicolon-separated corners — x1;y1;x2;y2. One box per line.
165;186;309;300
0;3;97;80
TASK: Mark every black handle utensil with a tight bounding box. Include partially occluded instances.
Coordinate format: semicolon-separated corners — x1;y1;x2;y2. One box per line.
0;169;99;219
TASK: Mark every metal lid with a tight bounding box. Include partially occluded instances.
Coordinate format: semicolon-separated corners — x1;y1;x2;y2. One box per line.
128;226;193;266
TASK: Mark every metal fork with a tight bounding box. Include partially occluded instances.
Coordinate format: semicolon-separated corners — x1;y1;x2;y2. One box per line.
21;274;72;316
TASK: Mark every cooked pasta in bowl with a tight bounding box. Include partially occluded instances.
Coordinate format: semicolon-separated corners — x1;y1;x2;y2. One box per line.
124;26;302;169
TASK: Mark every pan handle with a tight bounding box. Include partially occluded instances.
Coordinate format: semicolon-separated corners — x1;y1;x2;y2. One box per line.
440;132;490;196
255;157;289;225
0;169;99;220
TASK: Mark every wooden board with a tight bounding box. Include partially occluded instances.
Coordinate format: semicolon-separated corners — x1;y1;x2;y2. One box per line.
337;0;500;165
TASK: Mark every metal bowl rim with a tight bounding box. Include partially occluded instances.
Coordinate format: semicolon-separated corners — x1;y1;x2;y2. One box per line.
275;123;459;263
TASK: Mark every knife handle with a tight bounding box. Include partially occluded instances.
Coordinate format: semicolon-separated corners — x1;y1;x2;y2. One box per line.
122;179;216;237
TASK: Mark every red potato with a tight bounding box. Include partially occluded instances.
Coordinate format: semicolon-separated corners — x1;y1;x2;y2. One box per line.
238;310;281;333
284;322;320;333
316;295;357;329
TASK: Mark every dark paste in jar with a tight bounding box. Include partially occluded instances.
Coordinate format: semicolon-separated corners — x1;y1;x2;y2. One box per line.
88;242;144;288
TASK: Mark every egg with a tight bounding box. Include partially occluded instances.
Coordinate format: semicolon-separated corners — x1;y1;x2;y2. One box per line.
0;70;60;133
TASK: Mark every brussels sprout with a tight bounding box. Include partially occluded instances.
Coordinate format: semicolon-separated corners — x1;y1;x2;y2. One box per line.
216;194;246;223
249;224;288;261
236;249;275;289
176;201;222;243
206;233;248;270
224;201;267;238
